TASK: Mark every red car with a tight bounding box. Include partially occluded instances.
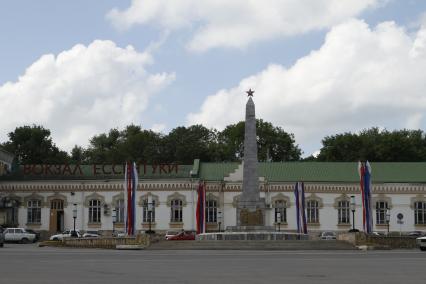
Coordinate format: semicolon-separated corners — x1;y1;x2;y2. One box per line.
166;231;196;241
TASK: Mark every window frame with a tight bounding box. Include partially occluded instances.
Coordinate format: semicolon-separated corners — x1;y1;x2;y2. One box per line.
115;199;125;223
337;200;350;224
88;199;101;223
414;201;426;225
274;200;287;223
375;201;388;225
170;199;183;223
306;200;319;224
205;200;217;223
27;199;41;224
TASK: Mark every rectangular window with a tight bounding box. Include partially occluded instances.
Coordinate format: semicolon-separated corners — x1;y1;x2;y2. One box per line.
27;200;41;224
376;201;388;225
307;200;319;223
338;200;350;224
205;200;217;223
170;199;182;222
415;202;426;225
274;200;287;223
116;199;125;223
89;199;101;223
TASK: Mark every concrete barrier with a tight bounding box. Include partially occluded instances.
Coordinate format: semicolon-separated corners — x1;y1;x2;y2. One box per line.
40;234;150;249
339;232;417;249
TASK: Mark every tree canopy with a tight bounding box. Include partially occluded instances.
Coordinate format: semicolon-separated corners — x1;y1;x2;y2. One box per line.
6;124;426;164
316;128;426;162
1;120;301;164
1;125;69;164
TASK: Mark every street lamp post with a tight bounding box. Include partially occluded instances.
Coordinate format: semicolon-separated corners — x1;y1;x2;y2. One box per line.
112;208;117;236
72;203;77;237
386;209;391;235
146;195;154;234
276;212;281;232
217;211;222;232
349;195;358;232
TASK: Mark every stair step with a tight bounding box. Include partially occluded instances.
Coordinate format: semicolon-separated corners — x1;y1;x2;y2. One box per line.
147;240;355;250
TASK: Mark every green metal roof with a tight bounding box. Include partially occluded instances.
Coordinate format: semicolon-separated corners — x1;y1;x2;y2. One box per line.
198;162;240;181
198;162;426;183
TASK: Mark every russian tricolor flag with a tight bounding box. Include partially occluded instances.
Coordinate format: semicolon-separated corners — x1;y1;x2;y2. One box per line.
196;181;206;234
124;162;138;236
294;182;307;234
359;161;373;234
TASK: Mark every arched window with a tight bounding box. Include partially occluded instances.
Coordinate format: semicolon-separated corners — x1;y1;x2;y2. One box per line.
89;199;101;223
306;200;319;223
206;200;217;223
115;199;125;223
27;200;41;224
143;199;156;223
170;199;182;222
274;200;287;223
337;200;350;224
414;201;426;225
376;201;388;225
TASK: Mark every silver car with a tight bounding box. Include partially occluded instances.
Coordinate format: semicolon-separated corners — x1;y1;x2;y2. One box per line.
3;228;36;243
416;236;426;251
320;231;337;240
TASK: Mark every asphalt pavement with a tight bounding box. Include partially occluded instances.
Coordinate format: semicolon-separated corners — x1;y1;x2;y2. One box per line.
1;243;425;284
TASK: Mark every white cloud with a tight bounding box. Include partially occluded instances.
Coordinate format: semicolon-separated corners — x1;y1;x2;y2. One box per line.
150;123;166;133
107;0;386;52
187;19;426;155
0;40;175;151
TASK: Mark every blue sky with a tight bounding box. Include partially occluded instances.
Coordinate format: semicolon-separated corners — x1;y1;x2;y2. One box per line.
1;0;426;157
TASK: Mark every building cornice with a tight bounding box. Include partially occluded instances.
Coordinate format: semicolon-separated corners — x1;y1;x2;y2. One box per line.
1;180;426;194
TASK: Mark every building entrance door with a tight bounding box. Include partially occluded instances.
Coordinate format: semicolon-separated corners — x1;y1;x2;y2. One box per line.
49;200;64;233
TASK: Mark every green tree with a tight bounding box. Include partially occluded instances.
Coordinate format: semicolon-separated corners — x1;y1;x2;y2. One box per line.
317;128;426;162
70;145;88;164
218;119;302;161
2;125;69;164
162;125;217;164
85;125;164;163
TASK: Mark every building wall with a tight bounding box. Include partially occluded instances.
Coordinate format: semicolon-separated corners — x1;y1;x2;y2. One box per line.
1;179;426;236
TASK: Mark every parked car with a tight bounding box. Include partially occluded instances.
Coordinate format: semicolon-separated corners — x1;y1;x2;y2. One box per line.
112;231;126;237
416;236;426;251
83;231;101;238
3;228;36;243
49;230;82;241
408;231;424;237
320;231;337;240
165;230;180;240
166;231;196;241
25;229;41;242
0;227;4;247
371;231;385;236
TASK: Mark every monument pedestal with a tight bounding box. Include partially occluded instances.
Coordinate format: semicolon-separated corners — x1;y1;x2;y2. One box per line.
237;198;266;227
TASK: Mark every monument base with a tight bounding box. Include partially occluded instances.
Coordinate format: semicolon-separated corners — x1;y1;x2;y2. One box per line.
226;225;276;232
237;198;266;226
197;232;309;241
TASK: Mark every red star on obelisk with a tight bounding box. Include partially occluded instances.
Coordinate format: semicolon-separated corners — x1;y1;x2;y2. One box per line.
246;89;254;97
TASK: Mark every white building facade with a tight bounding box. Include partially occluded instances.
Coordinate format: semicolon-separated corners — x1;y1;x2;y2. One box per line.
1;161;426;238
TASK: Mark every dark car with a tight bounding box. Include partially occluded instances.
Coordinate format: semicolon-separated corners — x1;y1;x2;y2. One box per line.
25;229;40;242
167;231;196;241
0;227;4;247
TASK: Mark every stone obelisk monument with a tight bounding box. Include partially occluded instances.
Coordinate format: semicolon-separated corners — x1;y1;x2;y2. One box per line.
237;89;266;226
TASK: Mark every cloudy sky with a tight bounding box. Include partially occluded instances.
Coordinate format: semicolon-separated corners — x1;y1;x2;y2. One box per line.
1;0;426;157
